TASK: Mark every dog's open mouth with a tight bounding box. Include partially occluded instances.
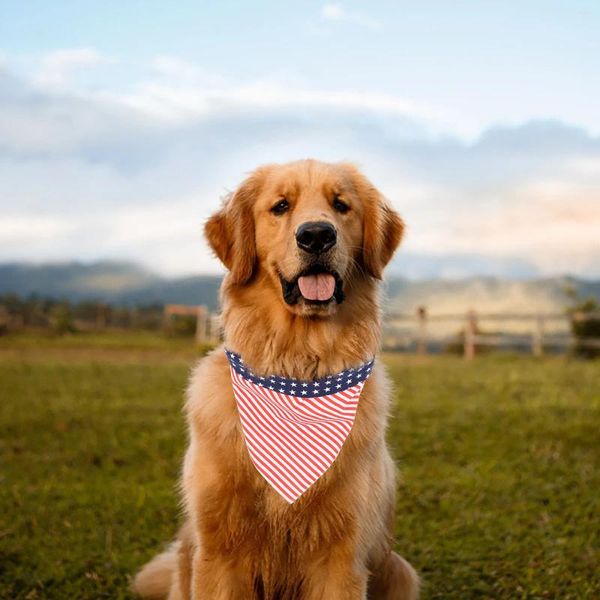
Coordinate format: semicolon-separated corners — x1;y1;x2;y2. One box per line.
279;265;345;306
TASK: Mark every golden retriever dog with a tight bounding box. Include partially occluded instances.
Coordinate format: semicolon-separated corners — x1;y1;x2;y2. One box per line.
134;159;419;599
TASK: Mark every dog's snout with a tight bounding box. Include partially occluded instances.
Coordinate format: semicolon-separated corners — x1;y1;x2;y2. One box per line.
296;221;337;254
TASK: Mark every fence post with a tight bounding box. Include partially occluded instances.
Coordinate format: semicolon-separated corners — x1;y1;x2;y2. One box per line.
207;313;222;343
416;306;428;355
96;303;108;330
532;314;544;357
464;309;477;360
195;306;208;344
163;305;172;334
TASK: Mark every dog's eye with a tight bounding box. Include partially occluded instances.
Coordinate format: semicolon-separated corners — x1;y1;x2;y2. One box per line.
271;198;289;215
333;196;350;214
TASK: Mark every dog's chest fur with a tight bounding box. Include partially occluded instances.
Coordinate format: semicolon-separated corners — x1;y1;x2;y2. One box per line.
185;351;385;584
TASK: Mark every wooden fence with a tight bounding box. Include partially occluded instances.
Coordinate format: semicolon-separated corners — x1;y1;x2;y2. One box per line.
385;307;600;359
163;304;222;344
3;300;596;359
163;304;600;359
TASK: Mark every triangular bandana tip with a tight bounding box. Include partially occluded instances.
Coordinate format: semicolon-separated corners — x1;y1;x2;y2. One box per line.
225;350;374;503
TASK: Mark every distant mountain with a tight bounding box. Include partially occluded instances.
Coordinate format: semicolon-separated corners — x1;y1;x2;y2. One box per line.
387;252;541;280
0;261;157;297
0;261;222;310
383;276;600;315
1;261;599;317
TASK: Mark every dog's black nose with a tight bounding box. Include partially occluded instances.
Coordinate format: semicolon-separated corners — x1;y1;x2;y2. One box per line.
296;221;337;254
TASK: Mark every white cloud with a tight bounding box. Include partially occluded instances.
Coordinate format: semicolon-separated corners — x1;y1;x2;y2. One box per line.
396;165;600;277
0;216;71;241
322;4;345;20
1;53;599;278
104;78;458;134
153;56;200;81
321;3;383;30
35;47;113;87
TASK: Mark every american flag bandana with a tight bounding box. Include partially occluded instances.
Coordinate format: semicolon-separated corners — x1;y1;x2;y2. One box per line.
225;349;375;503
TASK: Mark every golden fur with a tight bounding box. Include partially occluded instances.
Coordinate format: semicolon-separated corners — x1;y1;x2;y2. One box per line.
134;160;419;599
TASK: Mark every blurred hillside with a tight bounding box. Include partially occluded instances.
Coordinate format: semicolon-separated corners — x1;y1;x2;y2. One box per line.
1;261;599;315
0;262;222;310
384;277;600;315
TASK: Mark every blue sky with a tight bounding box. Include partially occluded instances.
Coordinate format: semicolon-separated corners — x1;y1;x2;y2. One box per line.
1;1;599;277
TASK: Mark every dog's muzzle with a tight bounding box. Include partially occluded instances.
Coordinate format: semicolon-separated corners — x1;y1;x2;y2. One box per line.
279;265;345;306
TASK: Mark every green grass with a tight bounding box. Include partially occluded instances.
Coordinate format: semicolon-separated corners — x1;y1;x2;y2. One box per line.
1;333;599;599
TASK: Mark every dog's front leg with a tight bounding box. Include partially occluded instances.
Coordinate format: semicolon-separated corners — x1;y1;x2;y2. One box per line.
190;549;254;600
302;545;368;600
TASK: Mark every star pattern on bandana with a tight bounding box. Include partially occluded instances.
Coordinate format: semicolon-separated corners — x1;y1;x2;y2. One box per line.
225;350;374;398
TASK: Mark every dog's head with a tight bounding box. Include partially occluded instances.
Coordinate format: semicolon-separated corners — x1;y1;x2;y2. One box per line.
205;160;403;318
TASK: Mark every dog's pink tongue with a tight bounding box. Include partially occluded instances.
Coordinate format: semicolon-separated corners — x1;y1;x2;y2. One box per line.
298;273;336;301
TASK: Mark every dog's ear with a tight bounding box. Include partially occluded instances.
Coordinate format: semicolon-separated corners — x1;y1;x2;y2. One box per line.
204;172;263;285
363;197;404;279
342;164;404;279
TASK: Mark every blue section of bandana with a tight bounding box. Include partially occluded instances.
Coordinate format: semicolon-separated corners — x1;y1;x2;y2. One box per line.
225;349;374;398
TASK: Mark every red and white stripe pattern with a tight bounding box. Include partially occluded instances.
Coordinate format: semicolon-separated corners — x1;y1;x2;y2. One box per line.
225;350;374;503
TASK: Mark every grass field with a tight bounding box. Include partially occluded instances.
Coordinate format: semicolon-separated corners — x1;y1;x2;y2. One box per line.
1;332;599;599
